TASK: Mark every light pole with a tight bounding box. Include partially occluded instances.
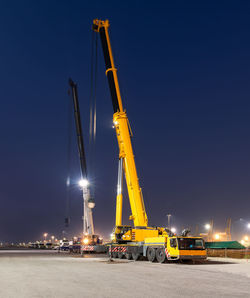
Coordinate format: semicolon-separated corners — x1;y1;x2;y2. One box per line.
43;233;48;242
167;214;172;229
205;220;213;241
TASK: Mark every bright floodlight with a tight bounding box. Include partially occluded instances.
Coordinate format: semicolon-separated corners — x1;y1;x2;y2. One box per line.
244;236;249;241
171;227;176;233
78;179;89;188
214;234;220;240
205;224;210;230
83;238;89;245
247;223;250;229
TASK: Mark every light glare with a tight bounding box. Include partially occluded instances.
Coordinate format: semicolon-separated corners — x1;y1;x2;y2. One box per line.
214;234;220;240
78;179;89;187
83;238;89;244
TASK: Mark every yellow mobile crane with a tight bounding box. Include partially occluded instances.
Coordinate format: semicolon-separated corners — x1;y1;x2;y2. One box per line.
93;19;206;262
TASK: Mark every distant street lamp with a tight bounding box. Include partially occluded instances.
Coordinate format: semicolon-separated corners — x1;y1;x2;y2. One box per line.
166;214;172;229
43;233;48;241
247;223;250;229
205;224;211;230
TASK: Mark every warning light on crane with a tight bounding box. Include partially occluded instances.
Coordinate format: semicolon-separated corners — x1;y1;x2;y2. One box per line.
78;179;89;188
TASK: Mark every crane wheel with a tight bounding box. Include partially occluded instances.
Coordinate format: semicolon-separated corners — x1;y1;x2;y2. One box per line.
112;252;118;258
125;253;132;260
147;247;156;262
132;252;140;261
118;252;124;259
156;248;166;263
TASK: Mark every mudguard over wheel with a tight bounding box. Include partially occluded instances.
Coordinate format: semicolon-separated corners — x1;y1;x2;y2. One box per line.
147;247;156;262
156;247;166;263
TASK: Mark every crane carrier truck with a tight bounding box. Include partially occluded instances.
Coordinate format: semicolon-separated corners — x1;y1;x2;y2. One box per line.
93;19;207;263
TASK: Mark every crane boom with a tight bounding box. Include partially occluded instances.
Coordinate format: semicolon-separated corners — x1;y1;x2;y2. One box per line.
93;19;148;227
69;78;88;179
91;19;207;262
68;78;95;235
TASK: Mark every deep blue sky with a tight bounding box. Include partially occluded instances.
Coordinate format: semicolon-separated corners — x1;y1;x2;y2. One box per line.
0;1;250;242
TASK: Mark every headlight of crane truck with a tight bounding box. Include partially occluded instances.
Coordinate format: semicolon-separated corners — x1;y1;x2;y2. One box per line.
92;19;206;263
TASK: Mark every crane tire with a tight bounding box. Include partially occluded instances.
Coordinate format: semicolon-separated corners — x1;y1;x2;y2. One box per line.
156;247;166;263
118;252;124;259
147;247;156;262
112;252;118;258
132;252;140;261
125;253;132;260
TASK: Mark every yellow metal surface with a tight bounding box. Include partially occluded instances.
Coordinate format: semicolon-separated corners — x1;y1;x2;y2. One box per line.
114;112;148;227
115;193;122;226
166;237;179;257
144;237;166;245
121;229;158;242
94;18;148;228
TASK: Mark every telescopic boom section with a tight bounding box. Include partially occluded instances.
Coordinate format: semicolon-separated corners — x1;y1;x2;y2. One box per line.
69;78;88;180
93;19;148;227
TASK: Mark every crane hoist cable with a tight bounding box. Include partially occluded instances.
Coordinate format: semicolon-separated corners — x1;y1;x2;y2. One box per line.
65;89;73;227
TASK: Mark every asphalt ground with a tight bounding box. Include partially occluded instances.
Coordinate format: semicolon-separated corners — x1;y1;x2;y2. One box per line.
0;250;249;298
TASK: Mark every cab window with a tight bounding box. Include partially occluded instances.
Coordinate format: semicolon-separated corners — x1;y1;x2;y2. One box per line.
177;238;205;250
170;238;177;248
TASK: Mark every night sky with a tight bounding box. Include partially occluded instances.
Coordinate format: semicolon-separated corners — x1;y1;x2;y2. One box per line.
1;1;250;242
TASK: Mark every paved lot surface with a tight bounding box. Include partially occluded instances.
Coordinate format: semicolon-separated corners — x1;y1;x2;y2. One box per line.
0;250;249;298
